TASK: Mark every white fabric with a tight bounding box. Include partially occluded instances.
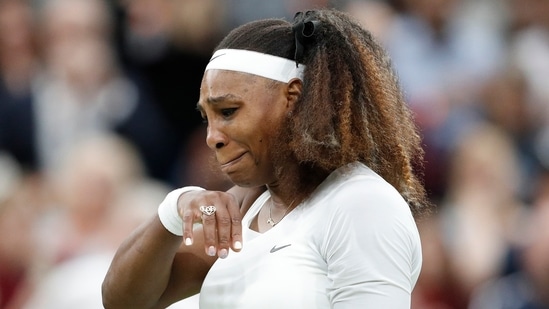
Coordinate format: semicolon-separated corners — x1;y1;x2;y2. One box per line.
199;162;422;308
158;186;205;236
205;49;305;83
22;253;114;309
32;73;138;175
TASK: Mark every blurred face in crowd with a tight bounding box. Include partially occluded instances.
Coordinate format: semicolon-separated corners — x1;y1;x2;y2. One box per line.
0;0;33;55
403;0;458;31
42;0;110;49
41;0;114;87
118;0;172;38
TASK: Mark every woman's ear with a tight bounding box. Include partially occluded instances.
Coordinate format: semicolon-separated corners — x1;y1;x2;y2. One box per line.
285;78;303;110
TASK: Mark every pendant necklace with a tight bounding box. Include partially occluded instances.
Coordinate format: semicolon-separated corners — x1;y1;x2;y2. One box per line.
267;198;294;227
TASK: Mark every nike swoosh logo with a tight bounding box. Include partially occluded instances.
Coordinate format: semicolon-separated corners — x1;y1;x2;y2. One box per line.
209;53;226;63
270;244;291;253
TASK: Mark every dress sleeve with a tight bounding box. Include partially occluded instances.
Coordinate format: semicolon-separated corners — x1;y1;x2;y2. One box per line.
320;176;422;308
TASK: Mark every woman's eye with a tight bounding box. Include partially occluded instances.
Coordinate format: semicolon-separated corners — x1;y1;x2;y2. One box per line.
221;108;237;118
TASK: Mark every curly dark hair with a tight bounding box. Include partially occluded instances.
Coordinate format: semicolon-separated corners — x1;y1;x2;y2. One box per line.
214;9;432;218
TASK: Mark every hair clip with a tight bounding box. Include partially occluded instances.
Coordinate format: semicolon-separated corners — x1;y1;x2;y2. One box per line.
292;11;320;67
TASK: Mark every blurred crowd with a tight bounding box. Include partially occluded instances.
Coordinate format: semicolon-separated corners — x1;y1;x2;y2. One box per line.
0;0;549;308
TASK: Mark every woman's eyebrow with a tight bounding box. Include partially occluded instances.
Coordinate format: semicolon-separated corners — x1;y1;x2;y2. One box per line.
196;94;242;111
207;94;242;104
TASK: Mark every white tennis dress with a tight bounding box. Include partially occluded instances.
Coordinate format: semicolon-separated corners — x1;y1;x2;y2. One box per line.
199;162;422;308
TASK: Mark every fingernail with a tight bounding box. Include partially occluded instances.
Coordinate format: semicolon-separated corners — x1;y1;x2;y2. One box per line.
207;246;216;256
219;248;228;259
234;241;242;250
185;238;192;246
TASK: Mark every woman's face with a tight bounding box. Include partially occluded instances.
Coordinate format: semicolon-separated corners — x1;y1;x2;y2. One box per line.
197;70;294;187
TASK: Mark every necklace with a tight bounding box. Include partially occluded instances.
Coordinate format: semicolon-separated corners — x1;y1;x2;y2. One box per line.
266;198;294;227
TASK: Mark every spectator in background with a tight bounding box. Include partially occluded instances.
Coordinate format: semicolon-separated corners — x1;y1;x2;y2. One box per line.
0;0;40;172
341;0;397;43
380;0;507;201
507;0;549;123
20;133;169;309
384;0;506;106
468;168;549;309
478;65;544;203
1;0;180;184
438;123;529;305
113;0;225;186
412;215;468;309
0;153;25;308
222;0;331;31
32;133;149;264
0;0;36;99
506;0;549;202
0;153;47;309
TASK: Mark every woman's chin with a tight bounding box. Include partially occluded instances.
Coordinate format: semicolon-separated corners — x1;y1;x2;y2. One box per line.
227;174;263;188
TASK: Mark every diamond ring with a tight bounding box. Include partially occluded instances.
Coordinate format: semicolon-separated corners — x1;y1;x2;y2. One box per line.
199;205;216;216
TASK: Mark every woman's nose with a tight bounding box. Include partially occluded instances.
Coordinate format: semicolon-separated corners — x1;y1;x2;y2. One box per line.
205;122;227;150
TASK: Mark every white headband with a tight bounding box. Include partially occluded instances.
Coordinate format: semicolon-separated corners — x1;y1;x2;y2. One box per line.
205;49;305;83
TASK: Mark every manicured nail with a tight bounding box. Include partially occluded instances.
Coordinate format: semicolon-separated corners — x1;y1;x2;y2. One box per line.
234;241;242;250
184;237;192;246
219;248;228;259
207;246;216;256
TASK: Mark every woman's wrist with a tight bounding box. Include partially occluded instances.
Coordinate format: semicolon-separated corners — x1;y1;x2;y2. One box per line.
157;186;205;236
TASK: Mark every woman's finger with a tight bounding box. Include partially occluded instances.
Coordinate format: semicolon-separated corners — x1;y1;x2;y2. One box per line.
201;205;218;257
181;206;197;246
178;190;242;258
180;189;207;246
212;202;231;259
226;196;243;252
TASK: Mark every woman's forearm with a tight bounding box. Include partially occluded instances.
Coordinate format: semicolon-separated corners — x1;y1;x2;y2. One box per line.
102;216;185;309
102;185;264;308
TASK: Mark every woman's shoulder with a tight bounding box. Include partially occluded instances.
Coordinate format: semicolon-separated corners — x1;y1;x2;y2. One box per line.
324;162;400;198
316;162;411;217
314;163;422;282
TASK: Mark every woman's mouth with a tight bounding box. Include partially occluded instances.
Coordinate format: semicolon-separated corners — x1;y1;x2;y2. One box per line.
219;152;247;173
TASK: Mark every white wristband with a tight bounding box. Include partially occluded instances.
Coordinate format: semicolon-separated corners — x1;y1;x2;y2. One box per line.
157;186;205;236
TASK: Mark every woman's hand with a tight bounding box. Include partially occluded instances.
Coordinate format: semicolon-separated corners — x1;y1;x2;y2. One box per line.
178;189;243;259
102;185;265;308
